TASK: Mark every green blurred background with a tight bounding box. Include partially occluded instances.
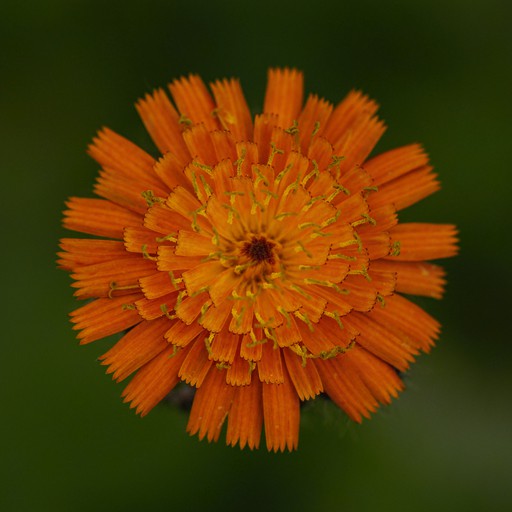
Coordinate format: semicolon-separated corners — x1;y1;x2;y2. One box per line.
2;0;511;510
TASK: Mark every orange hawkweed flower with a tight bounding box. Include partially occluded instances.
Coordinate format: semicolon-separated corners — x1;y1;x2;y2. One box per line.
59;68;458;451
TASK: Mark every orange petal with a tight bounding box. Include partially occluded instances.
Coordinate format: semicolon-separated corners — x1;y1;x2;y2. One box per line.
346;312;418;371
175;292;211;325
364;143;429;185
273;318;302;348
182;260;225;295
200;299;233;333
226;354;254;386
344;346;404;404
322;90;379;153
153;152;194;192
135;292;179;321
368;167;440;211
297;94;333;152
99;316;170;381
226;378;263;449
253;113;279;163
168;74;219;131
283;349;323;400
368;294;440;352
166;186;204;222
157;247;203;271
57;238;127;270
307;136;334;171
175;229;216;257
333;164;373;201
178;337;213;386
262;366;300;452
139;271;184;300
210;78;253;141
187;367;235;442
386;223;459;261
70;257;155;299
316;353;379;422
209;330;240;363
210;130;238;162
229;299;254;335
88;127;163;190
63;198;141;239
357;231;391;259
136;88;190;164
121;343;188;416
182;123;218;167
235;141;259;177
257;340;284;384
339;274;379;311
124;226;162;254
70;294;143;344
264;68;304;128
143;203;191;235
94;167;166;214
371;259;446;299
165;319;205;347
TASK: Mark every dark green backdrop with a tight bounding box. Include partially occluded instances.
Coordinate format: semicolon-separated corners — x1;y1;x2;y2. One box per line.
2;0;511;510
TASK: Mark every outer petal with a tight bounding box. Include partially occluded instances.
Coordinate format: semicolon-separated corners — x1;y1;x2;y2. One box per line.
263;68;304;128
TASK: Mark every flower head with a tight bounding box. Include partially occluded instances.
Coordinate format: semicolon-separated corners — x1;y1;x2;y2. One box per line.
59;68;458;451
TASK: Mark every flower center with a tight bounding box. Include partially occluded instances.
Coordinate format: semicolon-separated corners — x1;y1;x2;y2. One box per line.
241;236;276;265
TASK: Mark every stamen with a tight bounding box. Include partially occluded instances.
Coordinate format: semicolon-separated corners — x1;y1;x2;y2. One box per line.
294;241;313;258
284;120;300;149
168;345;180;358
267;142;284;166
254;167;269;187
175;289;188;309
155;233;178;243
249;191;265;215
327;155;345;179
326;184;350;202
274;211;298;221
324;310;344;329
191;161;213;175
283;172;302;197
351;213;377;228
318;340;355;360
277;306;292;328
275;163;293;183
160;304;177;320
246;329;266;347
108;281;139;299
204;332;215;356
141;244;157;261
234;148;246;177
231;305;246;329
294;311;314;332
301;160;320;188
348;267;372;281
142;190;164;207
178;114;192;127
390;241;401;256
168;271;183;290
199;174;213;198
303;278;349;295
289;283;312;300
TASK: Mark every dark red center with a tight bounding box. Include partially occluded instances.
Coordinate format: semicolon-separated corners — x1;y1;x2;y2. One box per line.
242;236;276;264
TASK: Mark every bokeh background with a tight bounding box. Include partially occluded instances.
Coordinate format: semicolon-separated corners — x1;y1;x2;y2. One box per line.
2;0;511;510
